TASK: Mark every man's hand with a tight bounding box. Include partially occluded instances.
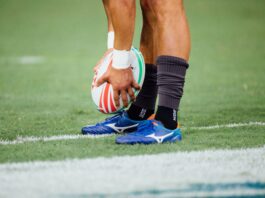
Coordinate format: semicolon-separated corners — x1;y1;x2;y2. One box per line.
96;66;140;107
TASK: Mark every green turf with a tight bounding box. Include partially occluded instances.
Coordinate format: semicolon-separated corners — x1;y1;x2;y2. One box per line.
1;126;265;163
0;0;265;163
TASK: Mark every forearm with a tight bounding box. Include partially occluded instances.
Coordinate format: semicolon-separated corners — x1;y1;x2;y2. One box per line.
102;0;114;32
108;0;136;50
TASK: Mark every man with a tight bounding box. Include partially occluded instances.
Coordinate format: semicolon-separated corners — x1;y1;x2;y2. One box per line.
82;0;190;144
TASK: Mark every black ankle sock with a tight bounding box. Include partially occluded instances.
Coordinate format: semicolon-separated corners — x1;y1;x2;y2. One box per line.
127;103;154;120
155;106;178;129
127;64;157;120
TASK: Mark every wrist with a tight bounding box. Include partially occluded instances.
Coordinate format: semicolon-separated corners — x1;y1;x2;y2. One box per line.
112;49;131;69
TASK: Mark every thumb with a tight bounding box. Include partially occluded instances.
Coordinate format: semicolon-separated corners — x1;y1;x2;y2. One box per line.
96;74;108;87
93;66;98;73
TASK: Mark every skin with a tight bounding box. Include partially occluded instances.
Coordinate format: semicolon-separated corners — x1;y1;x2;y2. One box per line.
97;0;139;108
152;0;191;61
102;0;155;64
140;0;191;61
93;1;114;73
139;0;155;64
98;0;191;108
102;0;114;32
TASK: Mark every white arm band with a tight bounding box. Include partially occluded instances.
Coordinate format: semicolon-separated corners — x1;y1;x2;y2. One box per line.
107;31;114;49
112;49;131;69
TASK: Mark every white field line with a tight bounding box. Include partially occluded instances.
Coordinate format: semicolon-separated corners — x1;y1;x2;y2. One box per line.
188;121;265;130
0;121;264;145
0;134;111;145
0;147;264;197
17;56;45;64
0;56;45;64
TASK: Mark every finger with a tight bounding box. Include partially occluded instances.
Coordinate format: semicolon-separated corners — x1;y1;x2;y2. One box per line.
93;60;101;72
132;80;140;90
93;65;98;73
121;90;128;107
127;87;135;101
96;74;107;87
113;89;120;107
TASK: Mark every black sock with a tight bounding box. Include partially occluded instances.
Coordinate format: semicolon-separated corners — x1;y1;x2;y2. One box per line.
155;56;189;129
127;64;157;120
127;103;154;120
155;106;177;129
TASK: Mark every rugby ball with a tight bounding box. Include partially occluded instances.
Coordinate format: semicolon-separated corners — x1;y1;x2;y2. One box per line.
91;47;145;114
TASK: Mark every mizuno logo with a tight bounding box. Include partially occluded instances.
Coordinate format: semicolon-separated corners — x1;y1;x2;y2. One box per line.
106;123;139;133
146;132;174;143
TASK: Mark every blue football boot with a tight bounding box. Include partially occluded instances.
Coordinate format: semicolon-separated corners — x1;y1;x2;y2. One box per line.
116;120;182;144
81;111;144;135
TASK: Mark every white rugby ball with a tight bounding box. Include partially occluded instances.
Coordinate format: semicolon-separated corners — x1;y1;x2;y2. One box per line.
91;47;145;114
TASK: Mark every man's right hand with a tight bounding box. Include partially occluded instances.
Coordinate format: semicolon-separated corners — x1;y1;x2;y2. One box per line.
96;66;140;108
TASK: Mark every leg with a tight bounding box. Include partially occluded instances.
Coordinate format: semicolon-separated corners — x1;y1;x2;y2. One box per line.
127;0;158;120
139;0;155;64
152;0;191;129
153;0;191;60
115;0;191;144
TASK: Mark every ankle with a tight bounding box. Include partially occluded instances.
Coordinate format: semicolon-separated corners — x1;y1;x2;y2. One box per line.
127;104;154;121
155;106;178;129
